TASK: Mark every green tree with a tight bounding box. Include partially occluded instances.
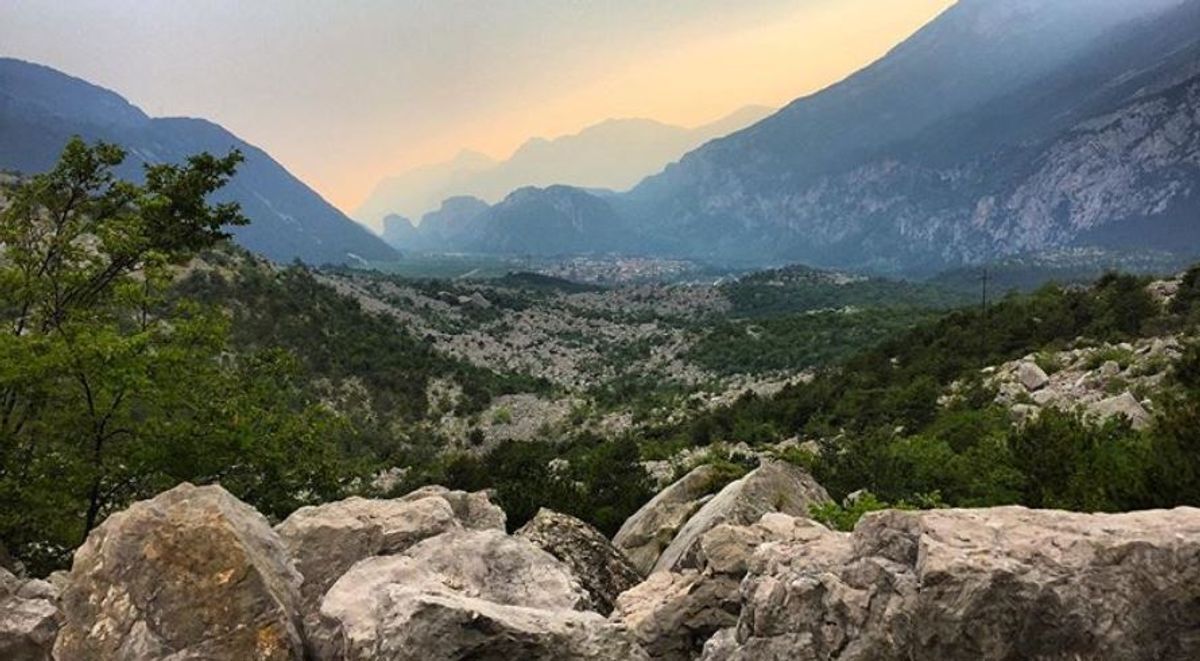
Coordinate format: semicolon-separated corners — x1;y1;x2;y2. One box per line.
0;139;361;572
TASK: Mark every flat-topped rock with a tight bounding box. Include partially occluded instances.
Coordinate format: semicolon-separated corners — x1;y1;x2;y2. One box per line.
707;506;1200;660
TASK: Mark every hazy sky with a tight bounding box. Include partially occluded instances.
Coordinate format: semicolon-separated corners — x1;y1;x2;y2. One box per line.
0;0;953;211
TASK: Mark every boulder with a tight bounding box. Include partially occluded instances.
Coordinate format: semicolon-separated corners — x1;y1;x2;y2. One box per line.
614;514;831;659
699;513;830;576
614;464;727;576
516;508;642;615
397;485;507;531
612;570;741;661
653;461;831;573
1088;391;1152;430
1016;361;1050;391
0;569;58;661
312;528;646;660
53;483;305;660
707;506;1200;660
276;493;461;622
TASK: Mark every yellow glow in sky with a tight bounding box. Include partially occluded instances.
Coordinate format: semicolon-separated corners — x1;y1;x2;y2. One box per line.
0;0;955;212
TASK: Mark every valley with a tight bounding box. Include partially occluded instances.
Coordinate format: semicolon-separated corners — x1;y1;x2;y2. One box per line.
4;0;1200;658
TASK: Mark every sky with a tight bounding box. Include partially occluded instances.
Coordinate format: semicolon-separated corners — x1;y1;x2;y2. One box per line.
0;0;954;212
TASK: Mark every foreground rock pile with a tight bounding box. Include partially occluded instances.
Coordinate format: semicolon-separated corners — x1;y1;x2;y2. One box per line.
5;459;1200;659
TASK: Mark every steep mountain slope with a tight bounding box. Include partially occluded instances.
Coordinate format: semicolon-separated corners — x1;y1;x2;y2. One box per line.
0;58;397;265
619;0;1196;272
354;106;773;228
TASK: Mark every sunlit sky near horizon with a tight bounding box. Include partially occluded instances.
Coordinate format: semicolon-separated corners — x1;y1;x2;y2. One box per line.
0;0;954;212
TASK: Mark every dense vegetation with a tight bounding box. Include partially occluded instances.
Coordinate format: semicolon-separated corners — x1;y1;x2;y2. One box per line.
653;270;1200;526
5;139;1200;575
0;140;365;572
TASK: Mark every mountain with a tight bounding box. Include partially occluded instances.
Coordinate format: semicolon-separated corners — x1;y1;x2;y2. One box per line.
354;106;773;228
464;186;632;256
617;0;1198;273
0;58;397;265
408;195;493;252
450;0;1199;273
381;214;420;251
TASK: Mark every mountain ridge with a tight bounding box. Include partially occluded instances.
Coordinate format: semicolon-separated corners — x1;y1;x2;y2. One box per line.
0;57;397;265
354;105;774;229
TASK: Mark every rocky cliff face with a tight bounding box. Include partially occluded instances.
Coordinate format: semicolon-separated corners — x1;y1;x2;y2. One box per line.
616;0;1200;273
7;463;1200;660
446;0;1200;273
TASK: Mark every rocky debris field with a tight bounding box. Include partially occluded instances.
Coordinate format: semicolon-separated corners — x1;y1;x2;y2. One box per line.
979;334;1183;429
321;271;725;391
7;459;1200;660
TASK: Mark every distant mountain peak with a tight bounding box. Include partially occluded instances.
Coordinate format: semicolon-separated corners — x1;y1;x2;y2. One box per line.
354;105;773;227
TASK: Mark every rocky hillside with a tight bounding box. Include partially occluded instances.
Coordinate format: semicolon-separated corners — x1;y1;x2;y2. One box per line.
5;460;1200;660
0;58;397;265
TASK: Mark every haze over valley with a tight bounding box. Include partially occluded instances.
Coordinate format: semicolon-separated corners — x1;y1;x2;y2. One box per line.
3;2;1200;659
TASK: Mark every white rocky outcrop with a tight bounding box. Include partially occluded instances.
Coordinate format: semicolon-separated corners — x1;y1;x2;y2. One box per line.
614;464;728;575
0;568;58;661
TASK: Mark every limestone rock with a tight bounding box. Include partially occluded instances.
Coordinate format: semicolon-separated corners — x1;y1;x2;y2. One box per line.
699;513;830;576
516;508;642;615
708;507;1200;660
612;570;741;661
0;569;58;661
614;464;727;576
653;461;831;573
53;483;305;661
613;514;831;659
1016;361;1050;391
397;485;507;531
276;494;460;621
1088;391;1152;430
312;528;646;660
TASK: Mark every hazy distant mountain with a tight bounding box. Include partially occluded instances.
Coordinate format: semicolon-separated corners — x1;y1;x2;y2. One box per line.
0;58;397;265
619;0;1197;273
408;196;493;252
354;105;773;228
381;214;419;251
460;0;1199;273
464;186;632;256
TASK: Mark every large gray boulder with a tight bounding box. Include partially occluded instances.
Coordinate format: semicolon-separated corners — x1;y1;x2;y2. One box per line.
614;464;727;575
275;487;502;624
653;461;831;573
612;570;741;661
1088;391;1152;430
53;483;305;661
312;528;647;660
1016;361;1050;391
706;506;1200;660
614;513;830;660
0;569;58;661
516;508;642;615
